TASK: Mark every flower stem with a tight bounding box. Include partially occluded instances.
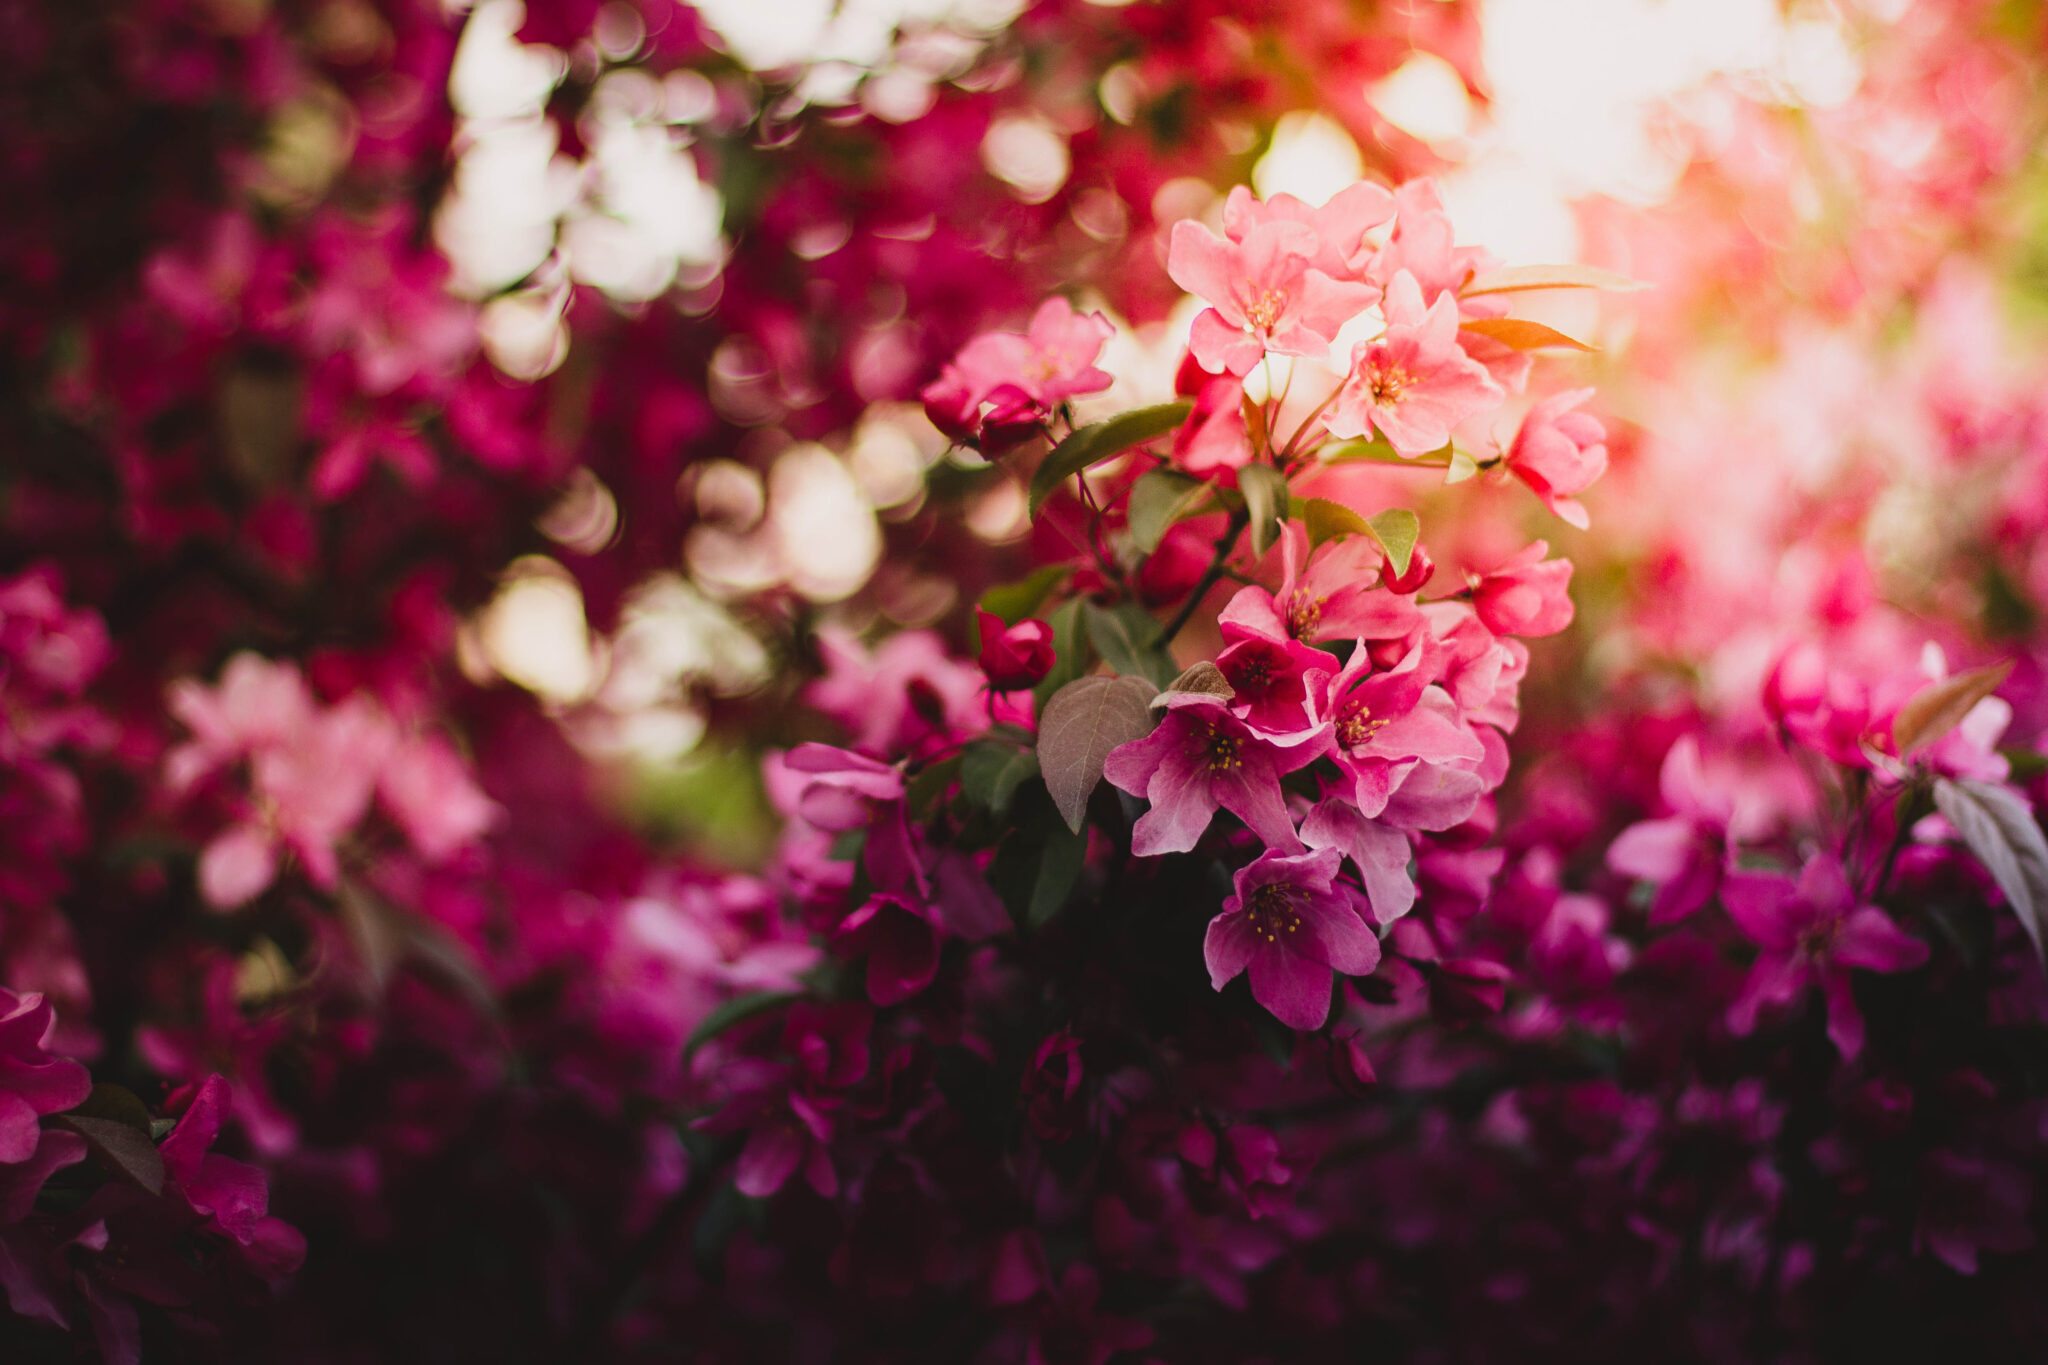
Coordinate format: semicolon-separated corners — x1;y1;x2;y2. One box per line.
1161;504;1251;645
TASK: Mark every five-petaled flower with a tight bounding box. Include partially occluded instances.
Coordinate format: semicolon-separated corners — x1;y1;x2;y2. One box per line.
1327;270;1503;457
1723;853;1928;1059
1102;697;1318;856
1204;848;1381;1029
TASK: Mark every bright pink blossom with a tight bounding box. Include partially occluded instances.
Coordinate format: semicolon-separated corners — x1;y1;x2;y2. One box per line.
1169;218;1377;377
1469;541;1575;638
1607;736;1760;924
1327;271;1503;456
1220;181;1396;283
1172;374;1255;476
0;990;90;1168
1300;797;1416;925
1246;524;1420;646
1367;179;1500;306
1320;644;1484;817
1204;847;1380;1029
921;297;1114;444
1506;387;1607;529
1102;698;1317;855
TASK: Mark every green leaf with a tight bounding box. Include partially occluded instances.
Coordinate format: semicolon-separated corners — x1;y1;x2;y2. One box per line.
1083;600;1175;688
904;755;961;816
52;1114;164;1196
1027;821;1089;929
1030;598;1093;713
1445;448;1480;484
1459;317;1597;352
1027;402;1193;516
1894;659;2014;760
1365;509;1420;577
1037;674;1157;832
683;990;800;1059
1128;469;1208;555
1302;496;1373;550
988;787;1091;931
1154;660;1234;706
1933;778;2048;964
1319;438;1406;465
961;739;1039;815
980;565;1068;626
1461;263;1649;296
1238;463;1289;558
66;1084;154;1135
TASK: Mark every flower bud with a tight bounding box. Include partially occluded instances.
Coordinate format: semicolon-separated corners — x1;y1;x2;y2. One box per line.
1382;544;1434;595
976;608;1056;692
1428;956;1511;1022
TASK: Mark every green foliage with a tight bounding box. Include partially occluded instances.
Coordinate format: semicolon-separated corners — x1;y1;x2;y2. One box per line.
1127;469;1207;555
1027;402;1192;515
1238;462;1289;557
1083;600;1176;688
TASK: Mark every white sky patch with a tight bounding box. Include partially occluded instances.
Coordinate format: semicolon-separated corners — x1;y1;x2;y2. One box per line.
1252;113;1365;208
691;0;1023;75
1445;0;1865;264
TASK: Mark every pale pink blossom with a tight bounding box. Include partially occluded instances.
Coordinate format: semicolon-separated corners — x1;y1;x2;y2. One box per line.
1506;388;1608;529
1169;218;1377;377
1326;271;1502;456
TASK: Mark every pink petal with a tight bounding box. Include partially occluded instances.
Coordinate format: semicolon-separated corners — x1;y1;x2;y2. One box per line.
1833;907;1928;973
198;824;279;909
1247;946;1335;1030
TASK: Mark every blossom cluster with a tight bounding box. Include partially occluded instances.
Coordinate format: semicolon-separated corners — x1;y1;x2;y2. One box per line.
5;0;2048;1361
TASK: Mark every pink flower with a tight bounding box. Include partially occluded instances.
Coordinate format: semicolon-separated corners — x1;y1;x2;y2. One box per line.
806;627;988;760
1300;797;1416;925
1506;387;1607;529
375;733;500;862
976;608;1055;692
1367;179;1500;305
832;893;941;1007
1320;644;1484;817
1172;373;1255;476
1101;697;1317;855
1470;541;1575;638
1327;271;1503;456
1428;957;1512;1021
159;1076;306;1271
1213;585;1342;740
921;297;1114;444
1723;853;1929;1059
1203;847;1380;1030
782;743;905;832
0;989;91;1169
1169;218;1377;377
694;1068;839;1199
1240;524;1420;646
1219;180;1396;283
1607;736;1758;925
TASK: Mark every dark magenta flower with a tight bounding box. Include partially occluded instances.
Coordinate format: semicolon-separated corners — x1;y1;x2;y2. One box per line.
1022;1029;1086;1143
1607;735;1755;924
1428;957;1513;1021
1723;853;1928;1059
832;893;941;1008
976;607;1056;692
1103;697;1318;855
1204;847;1381;1029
